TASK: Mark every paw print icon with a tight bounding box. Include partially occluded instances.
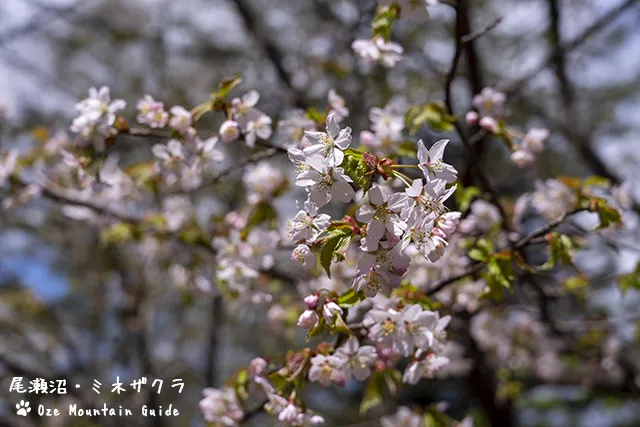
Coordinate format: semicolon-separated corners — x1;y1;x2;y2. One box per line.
16;400;31;416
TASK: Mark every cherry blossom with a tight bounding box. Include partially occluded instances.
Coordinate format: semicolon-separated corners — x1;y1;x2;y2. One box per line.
402;351;450;384
278;110;316;147
417;139;458;183
292;244;317;268
356;186;406;251
331;337;378;381
380;406;424;427
308;354;343;386
303;114;352;165
0;149;18;187
70;86;125;151
328;89;350;122
531;179;577;221
472;87;506;119
297;309;320;329
219;120;240;143
293;155;355;207
169;106;193;134
199;387;244;426
136;95;168;128
352;36;403;68
287;199;331;243
401;178;456;226
243;161;286;204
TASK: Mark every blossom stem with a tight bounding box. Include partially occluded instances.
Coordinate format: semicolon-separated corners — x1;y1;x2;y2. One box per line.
391;170;413;187
390;164;419;169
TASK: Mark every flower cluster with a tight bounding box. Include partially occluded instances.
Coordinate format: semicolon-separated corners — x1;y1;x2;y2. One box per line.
151;134;223;190
199;387;244;425
287;107;462;299
243;161;287;205
352;36;404;68
213;224;280;303
70;86;126;151
136;95;169;128
0;149;18;187
467;87;549;167
308;337;378;386
360;98;407;156
364;303;451;384
219;90;273;147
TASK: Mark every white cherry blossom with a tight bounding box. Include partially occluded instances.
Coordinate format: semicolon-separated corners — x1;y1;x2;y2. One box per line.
169;106;193;134
287;199;331;243
332;337;378;381
352;36;403;68
356;186;406;250
328;89;350;122
303;114;352;165
294;155;355;207
417;139;457;183
136;95;168;128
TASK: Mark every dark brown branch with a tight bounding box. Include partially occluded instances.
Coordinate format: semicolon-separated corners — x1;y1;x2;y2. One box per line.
205;294;223;386
460;312;514;427
514;208;586;250
443;2;510;231
427;208;585;296
231;0;307;109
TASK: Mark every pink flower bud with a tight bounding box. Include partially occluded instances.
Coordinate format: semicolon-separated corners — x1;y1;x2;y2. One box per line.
479;116;498;133
297;310;319;329
304;294;319;310
511;149;534;168
248;358;268;377
522;127;549;153
322;302;343;323
219;120;240;143
436;212;461;236
360;130;376;147
465;111;479;126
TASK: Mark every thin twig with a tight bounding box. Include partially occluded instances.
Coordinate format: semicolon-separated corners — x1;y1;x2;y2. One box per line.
501;0;639;96
461;16;503;44
427;208;586;296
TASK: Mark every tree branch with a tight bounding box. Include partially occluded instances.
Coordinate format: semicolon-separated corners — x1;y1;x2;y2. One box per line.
230;0;307;109
502;0;639;96
427;208;586;296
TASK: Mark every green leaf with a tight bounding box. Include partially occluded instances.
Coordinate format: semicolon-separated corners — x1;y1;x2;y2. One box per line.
305;107;327;125
582;175;611;189
329;312;352;335
469;248;488;262
617;262;640;295
405;102;456;134
101;223;134;245
371;5;400;40
337;288;366;308
455;185;482;213
563;275;589;293
397;141;417;157
541;232;576;270
305;317;326;342
320;227;353;277
215;75;242;99
191;100;214;122
341;148;375;192
241;202;277;238
483;252;514;300
591;199;622;230
360;372;385;415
